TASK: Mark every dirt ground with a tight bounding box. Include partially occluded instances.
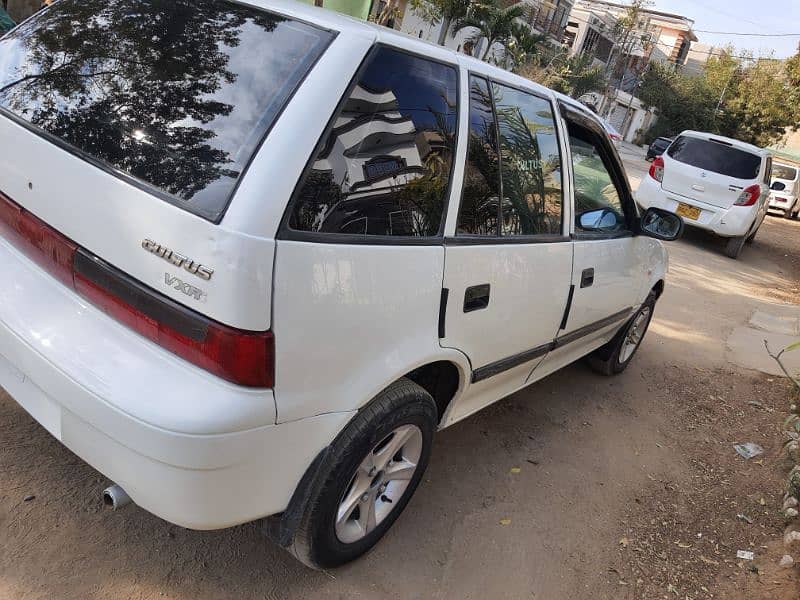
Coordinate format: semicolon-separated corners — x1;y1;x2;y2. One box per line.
1;151;799;599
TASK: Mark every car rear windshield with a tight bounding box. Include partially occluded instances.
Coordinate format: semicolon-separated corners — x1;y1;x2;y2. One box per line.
772;164;798;181
0;0;333;222
666;136;761;180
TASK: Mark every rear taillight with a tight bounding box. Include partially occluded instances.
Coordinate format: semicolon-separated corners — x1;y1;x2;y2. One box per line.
649;156;664;183
734;184;762;207
0;192;77;287
0;190;274;388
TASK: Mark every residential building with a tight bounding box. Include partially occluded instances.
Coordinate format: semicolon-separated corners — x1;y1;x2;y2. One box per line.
683;42;723;76
565;0;696;143
400;0;574;60
296;0;376;21
512;0;575;42
566;0;697;72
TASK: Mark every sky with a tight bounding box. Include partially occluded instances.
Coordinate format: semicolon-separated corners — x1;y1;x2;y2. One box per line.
653;0;800;59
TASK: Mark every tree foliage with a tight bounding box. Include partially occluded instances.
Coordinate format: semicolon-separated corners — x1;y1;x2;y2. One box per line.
518;50;605;99
454;1;525;61
409;0;472;45
638;47;800;147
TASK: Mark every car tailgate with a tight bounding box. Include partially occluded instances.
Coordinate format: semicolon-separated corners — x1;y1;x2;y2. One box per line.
0;114;273;331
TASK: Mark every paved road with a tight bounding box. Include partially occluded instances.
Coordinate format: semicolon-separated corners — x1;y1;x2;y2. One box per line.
1;149;799;599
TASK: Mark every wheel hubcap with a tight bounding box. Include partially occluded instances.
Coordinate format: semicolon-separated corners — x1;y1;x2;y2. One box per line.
335;424;423;544
619;306;651;364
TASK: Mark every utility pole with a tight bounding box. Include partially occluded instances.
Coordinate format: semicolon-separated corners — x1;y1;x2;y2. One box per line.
713;65;739;126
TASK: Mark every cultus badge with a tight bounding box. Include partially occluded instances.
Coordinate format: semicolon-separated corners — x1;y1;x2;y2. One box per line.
142;239;214;281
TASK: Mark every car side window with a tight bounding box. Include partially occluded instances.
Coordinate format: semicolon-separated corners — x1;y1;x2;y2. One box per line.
567;120;630;234
457;76;501;236
494;84;563;236
288;46;458;237
456;76;563;237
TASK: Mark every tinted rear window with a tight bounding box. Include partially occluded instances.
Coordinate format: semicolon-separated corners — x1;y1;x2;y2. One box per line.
0;0;333;221
773;164;798;181
667;136;761;180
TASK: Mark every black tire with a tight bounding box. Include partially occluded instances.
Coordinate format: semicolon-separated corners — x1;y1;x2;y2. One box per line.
285;378;437;569
587;293;656;376
724;235;746;259
745;226;759;244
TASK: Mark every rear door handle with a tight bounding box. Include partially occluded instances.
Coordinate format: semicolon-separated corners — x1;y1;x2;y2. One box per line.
580;268;594;288
464;284;491;312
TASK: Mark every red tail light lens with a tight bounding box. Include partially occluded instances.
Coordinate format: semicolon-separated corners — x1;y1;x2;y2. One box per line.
0;190;274;388
734;184;762;207
649;156;664;183
0;192;77;287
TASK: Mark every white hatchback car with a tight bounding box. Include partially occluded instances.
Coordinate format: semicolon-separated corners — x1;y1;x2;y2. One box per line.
768;162;800;219
0;0;682;568
637;131;773;259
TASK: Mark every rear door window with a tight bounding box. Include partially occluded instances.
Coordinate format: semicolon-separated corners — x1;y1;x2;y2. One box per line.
494;84;563;236
0;0;334;222
456;76;501;236
456;76;563;237
288;46;459;238
667;136;761;180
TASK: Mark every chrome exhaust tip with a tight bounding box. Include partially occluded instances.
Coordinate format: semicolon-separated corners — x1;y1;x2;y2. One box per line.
102;484;132;510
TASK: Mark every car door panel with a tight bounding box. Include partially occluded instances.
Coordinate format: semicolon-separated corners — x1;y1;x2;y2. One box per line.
440;76;573;424
529;104;645;381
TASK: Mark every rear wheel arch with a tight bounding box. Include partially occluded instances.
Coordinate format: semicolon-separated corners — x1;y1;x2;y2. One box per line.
404;360;462;426
265;359;466;552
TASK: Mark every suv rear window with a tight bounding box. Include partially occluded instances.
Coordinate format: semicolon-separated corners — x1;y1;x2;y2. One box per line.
666;136;761;180
773;164;798;181
0;0;333;222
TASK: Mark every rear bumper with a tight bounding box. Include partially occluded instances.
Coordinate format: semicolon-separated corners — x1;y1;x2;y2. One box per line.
637;177;757;237
768;196;796;213
0;236;352;529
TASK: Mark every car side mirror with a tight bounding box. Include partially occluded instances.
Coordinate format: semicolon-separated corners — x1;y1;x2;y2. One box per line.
640;207;683;241
578;208;623;232
771;181;786;191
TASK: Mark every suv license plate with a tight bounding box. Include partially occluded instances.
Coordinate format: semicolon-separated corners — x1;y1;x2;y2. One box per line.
676;202;701;220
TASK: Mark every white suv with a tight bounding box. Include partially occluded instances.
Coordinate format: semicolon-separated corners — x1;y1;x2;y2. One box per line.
0;0;681;568
637;131;773;259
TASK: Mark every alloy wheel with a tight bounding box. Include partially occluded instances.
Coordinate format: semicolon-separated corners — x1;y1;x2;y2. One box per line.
335;424;423;544
619;306;652;364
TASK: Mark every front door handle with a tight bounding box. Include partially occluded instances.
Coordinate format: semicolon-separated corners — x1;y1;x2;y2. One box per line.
464;284;491;312
580;268;595;288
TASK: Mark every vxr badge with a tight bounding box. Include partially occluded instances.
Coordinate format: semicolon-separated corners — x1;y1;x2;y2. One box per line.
142;239;214;281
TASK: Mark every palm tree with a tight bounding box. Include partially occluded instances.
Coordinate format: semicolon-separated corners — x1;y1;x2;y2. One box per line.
409;0;473;46
504;21;548;71
454;1;526;61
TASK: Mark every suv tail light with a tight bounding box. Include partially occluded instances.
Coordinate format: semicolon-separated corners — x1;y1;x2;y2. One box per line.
649;156;664;183
0;191;274;388
734;184;762;207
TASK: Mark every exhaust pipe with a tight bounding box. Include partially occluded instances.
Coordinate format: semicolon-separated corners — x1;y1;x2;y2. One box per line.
102;484;132;510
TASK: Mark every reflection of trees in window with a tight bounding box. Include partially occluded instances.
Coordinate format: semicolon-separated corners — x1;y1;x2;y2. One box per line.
457;79;562;237
569;134;623;228
0;0;330;220
457;77;501;236
290;49;458;238
495;85;562;236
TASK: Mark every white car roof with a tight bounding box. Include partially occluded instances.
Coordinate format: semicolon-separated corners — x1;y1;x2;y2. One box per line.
677;130;768;156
